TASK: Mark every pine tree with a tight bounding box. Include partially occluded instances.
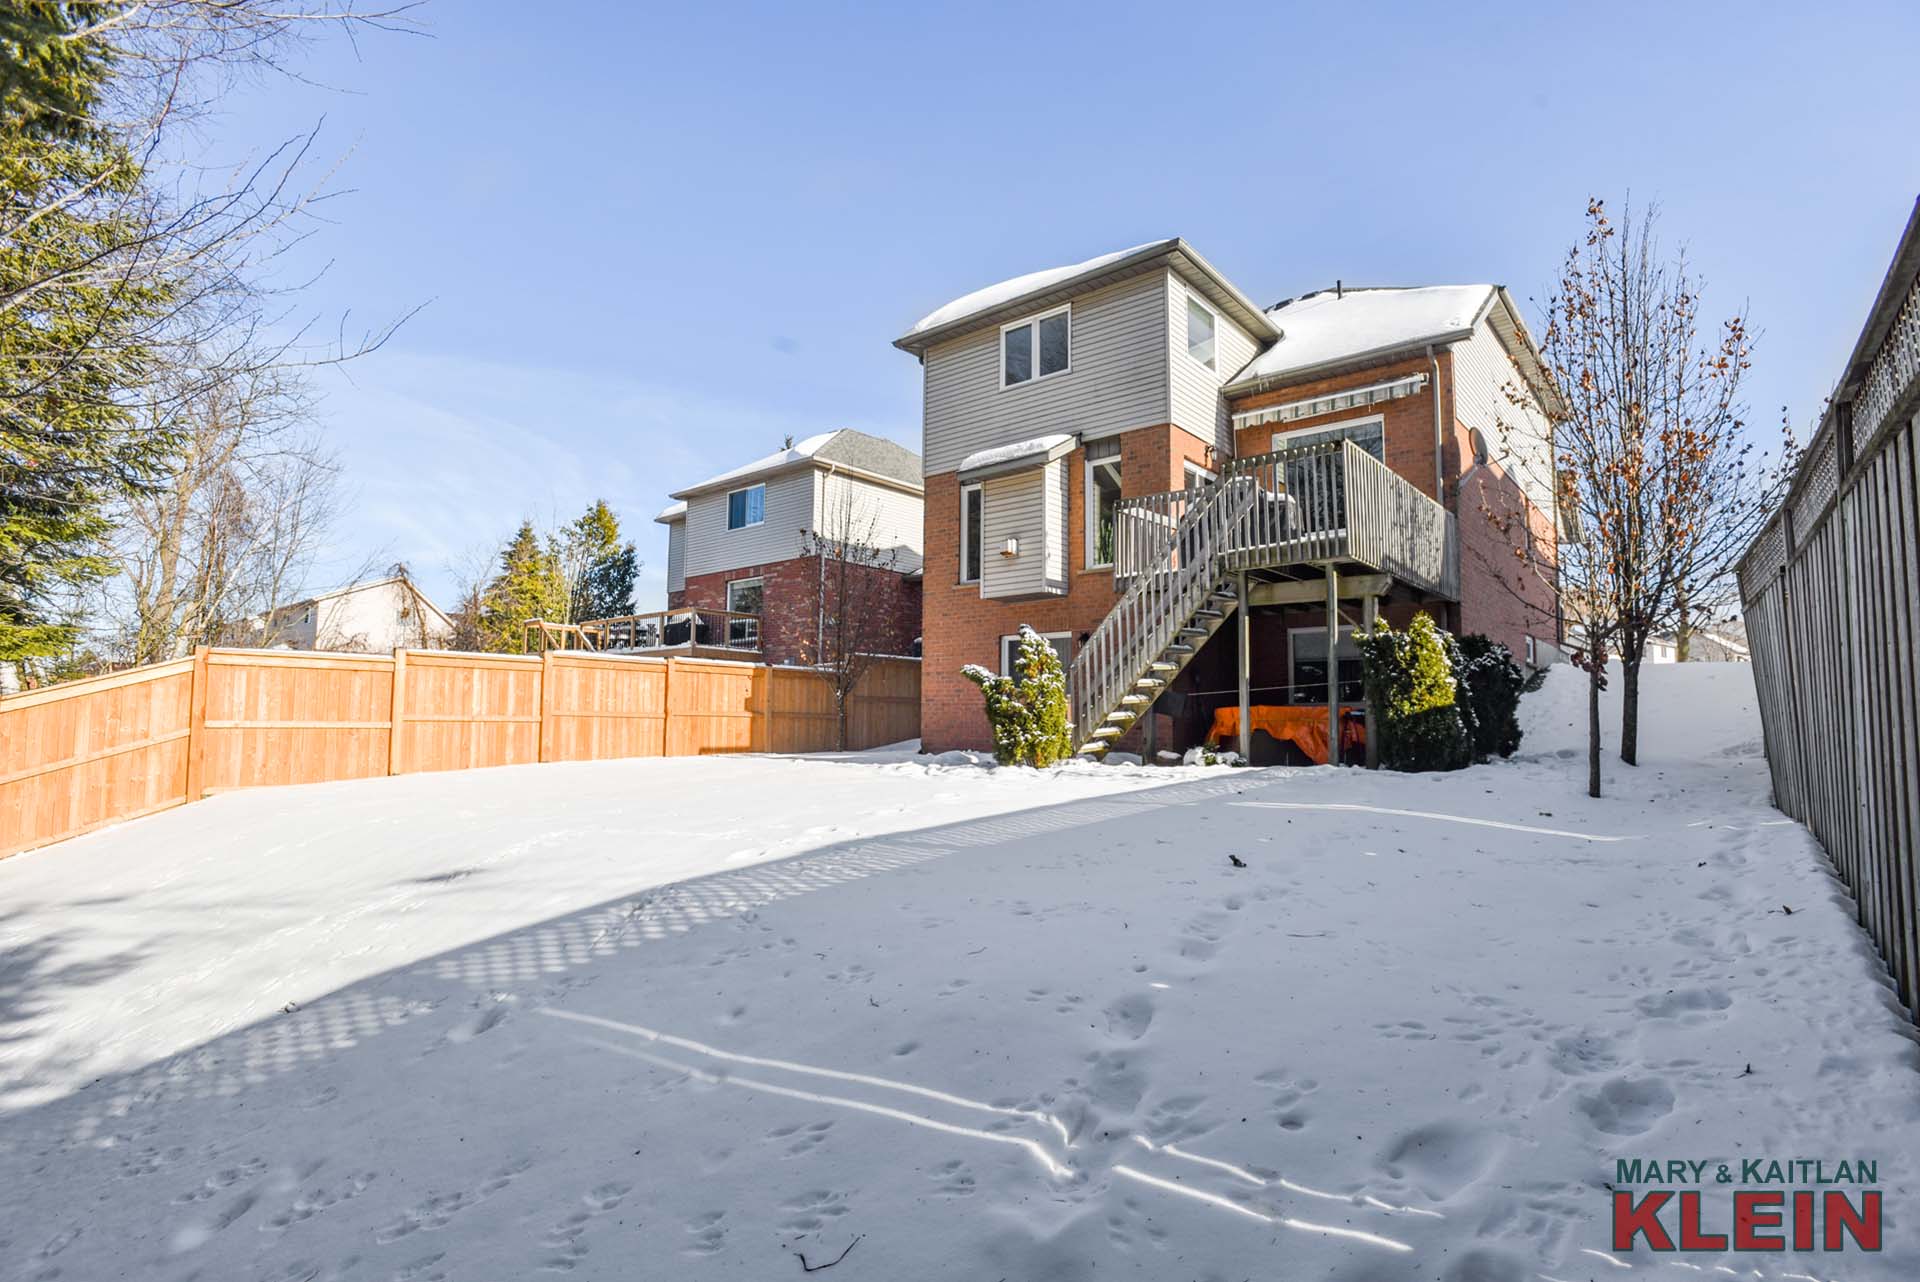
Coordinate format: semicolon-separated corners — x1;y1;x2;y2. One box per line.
1358;614;1472;772
477;522;568;653
0;3;177;663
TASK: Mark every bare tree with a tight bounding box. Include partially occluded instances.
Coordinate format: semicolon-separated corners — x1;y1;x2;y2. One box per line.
96;358;344;661
798;485;906;751
1478;199;1781;791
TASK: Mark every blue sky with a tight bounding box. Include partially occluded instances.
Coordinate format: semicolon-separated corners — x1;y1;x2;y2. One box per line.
208;1;1920;608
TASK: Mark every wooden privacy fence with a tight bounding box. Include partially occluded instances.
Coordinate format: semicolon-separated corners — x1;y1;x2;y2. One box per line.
1;648;921;859
1739;198;1920;1022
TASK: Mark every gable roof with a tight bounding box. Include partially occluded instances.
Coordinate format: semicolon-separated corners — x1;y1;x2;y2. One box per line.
668;428;922;501
273;575;453;630
1225;285;1497;389
894;238;1278;355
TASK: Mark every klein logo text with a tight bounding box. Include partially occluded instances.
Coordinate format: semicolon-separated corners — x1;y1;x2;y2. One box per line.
1610;1160;1880;1254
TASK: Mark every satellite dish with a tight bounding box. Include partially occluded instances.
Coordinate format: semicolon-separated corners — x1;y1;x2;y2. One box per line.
1470;427;1492;466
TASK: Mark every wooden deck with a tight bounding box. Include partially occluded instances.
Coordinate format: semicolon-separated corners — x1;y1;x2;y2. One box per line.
1112;440;1460;601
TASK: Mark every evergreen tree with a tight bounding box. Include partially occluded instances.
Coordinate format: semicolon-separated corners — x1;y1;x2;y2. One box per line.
478;522;568;653
962;625;1072;767
1358;614;1472;772
562;499;636;622
0;3;177;663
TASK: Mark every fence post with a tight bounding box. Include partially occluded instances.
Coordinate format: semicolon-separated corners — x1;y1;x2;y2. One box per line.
539;649;556;763
388;648;407;776
184;646;210;802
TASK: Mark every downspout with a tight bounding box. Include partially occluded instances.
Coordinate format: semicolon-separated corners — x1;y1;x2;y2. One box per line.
1426;344;1445;505
817;461;838;663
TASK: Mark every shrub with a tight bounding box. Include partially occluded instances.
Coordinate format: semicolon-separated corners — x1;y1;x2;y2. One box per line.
1357;613;1472;772
1456;634;1527;760
961;624;1073;767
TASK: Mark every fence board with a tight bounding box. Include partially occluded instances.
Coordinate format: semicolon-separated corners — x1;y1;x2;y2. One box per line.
1;650;920;858
1741;204;1920;1021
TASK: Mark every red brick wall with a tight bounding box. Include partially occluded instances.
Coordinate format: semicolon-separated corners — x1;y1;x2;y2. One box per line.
921;422;1214;752
1230;352;1452;501
673;555;920;667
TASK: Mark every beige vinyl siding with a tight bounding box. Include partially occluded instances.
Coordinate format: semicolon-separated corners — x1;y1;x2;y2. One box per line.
1168;275;1262;455
979;459;1068;599
818;472;924;573
921;270;1173;475
681;468;813;579
1452;318;1556;518
665;521;686;592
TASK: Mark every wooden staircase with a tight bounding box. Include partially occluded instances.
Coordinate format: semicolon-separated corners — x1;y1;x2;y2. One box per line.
1068;476;1260;758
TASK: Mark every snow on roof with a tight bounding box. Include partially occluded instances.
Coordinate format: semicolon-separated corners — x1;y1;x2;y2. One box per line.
671;432;839;498
655;500;686;523
908;240;1175;337
670;429;922;500
957;433;1076;478
1230;285;1496;387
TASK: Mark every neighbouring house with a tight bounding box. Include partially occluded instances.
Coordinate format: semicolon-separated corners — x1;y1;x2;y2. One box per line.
261;575;455;653
893;239;1565;758
649;429;924;665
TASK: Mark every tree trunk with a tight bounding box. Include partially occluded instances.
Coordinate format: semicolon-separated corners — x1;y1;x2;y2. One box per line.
1675;589;1691;663
1620;657;1640;766
835;688;849;752
1588;649;1603;799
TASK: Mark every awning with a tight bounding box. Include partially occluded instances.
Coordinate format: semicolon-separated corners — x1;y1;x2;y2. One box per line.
957;432;1078;483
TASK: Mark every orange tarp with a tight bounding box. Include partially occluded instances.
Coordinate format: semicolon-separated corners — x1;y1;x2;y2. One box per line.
1208;704;1366;765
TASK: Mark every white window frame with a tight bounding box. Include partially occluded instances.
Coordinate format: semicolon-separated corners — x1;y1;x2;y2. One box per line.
1183;459;1217;489
999;303;1072;390
1084;454;1123;570
1184;292;1219;371
725;576;763;648
1000;631;1072;679
1271;413;1386;459
726;483;766;530
959;482;982;585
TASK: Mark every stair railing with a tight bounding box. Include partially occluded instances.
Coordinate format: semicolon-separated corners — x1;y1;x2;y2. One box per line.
1069;474;1260;748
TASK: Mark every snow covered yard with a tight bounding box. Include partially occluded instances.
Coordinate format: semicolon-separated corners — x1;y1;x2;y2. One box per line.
2;666;1917;1281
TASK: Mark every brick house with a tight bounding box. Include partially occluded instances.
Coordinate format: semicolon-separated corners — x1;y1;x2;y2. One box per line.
656;429;923;666
892;240;1564;757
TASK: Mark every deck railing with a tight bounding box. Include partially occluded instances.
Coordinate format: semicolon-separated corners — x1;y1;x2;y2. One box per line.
1112;440;1459;599
527;608;764;654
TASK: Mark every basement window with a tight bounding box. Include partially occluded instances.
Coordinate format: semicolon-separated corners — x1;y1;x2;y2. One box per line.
1001;632;1072;681
1002;305;1071;387
1288;625;1363;705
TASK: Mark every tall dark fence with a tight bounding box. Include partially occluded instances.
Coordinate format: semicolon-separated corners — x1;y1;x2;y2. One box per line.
1739;199;1920;1021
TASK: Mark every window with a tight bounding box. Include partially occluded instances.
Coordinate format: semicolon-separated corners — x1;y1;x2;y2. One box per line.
1183;460;1216;489
727;484;766;530
1002;305;1070;387
960;483;982;584
1086;455;1123;568
1524;635;1538;667
1289;626;1364;705
1001;632;1072;680
1186;295;1217;369
725;577;762;647
1271;414;1385;461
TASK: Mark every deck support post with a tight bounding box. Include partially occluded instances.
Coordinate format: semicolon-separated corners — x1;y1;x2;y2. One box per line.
1361;594;1379;770
1326;565;1340;766
1236;571;1251;762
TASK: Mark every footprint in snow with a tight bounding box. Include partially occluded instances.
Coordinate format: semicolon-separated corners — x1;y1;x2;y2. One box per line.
1577;1076;1675;1136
